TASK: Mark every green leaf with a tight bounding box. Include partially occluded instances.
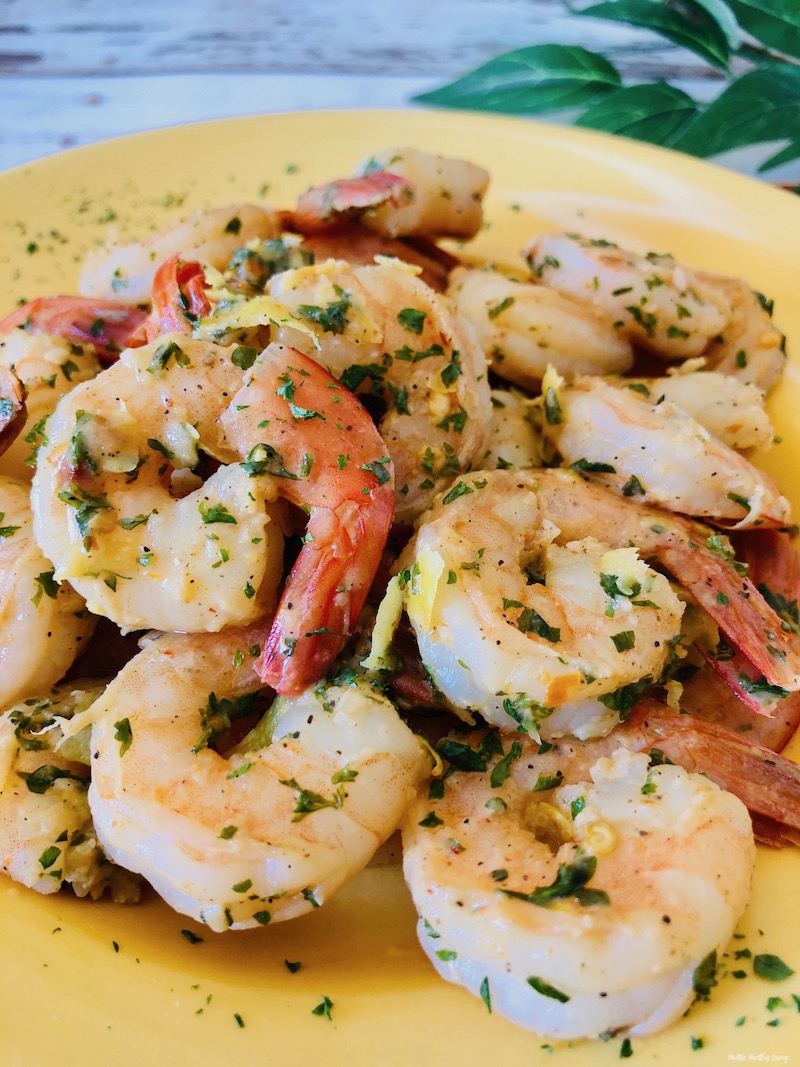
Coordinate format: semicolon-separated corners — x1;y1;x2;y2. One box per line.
578;0;732;69
692;0;744;48
672;68;800;160
575;81;699;146
758;139;800;172
414;44;622;115
726;0;800;60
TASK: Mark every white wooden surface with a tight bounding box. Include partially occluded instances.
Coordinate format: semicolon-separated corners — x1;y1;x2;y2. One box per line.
0;0;761;173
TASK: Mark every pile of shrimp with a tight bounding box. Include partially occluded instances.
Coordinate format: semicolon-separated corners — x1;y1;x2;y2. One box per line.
1;144;799;1043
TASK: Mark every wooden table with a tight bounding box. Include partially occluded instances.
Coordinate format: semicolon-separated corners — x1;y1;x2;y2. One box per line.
1;0;728;171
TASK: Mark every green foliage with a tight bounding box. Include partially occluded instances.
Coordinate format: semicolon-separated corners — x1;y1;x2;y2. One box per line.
416;45;621;115
414;0;800;177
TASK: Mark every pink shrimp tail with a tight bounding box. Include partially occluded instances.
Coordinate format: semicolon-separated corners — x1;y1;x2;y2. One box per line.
223;343;395;695
0;296;148;362
291;172;412;234
652;525;800;695
627;699;800;846
698;529;800;715
145;255;211;340
258;490;394;694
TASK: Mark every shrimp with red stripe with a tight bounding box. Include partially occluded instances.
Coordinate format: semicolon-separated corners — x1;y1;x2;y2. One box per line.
30;336;393;693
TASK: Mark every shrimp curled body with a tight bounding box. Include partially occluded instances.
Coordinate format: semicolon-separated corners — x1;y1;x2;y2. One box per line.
269;258;491;524
538;371;789;529
292;147;490;241
87;627;430;931
79;203;282;306
525;233;731;361
0;475;95;710
401;469;685;732
447;266;633;389
402;739;754;1040
30;337;286;635
0;680;139;901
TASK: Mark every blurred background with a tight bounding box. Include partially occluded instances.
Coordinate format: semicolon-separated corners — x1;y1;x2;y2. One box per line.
1;0;797;182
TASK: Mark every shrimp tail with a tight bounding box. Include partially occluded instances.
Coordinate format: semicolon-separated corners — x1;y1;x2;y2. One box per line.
145;255;212;339
0;296;148;362
290;172;413;234
258;491;394;693
655;528;800;699
534;470;800;695
225;343;395;695
627;699;800;846
690;528;800;715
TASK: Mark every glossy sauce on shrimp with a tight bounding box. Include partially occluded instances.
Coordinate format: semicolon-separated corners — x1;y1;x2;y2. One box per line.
0;144;799;1054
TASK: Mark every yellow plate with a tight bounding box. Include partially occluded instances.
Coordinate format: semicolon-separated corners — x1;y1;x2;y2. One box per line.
1;110;799;1067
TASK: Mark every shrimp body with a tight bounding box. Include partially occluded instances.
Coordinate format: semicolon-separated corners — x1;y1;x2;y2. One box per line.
447;266;632;389
401;469;685;731
31;335;393;693
291;171;414;234
0;330;102;480
268;259;491;523
698;273;786;392
0;475;94;710
539;371;789;528
402;738;754;1039
525;233;731;360
79;203;282;305
0;680;139;901
628;370;774;453
88;627;430;931
531;468;800;696
30;337;286;634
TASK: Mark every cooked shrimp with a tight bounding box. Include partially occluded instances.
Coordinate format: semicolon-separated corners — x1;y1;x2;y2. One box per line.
291;147;489;241
30;336;286;635
447;266;632;389
87;625;431;931
531;468;800;698
537;369;789;528
618;698;800;846
400;469;685;731
32;336;393;693
267;258;491;523
0;296;148;364
217;342;395;694
144;254;212;339
698;273;786;392
682;528;800;728
79;203;282;305
480;388;542;471
525;233;731;360
0;330;102;481
0;680;140;901
627;369;774;452
402;735;753;1039
0;475;95;711
292;170;414;234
